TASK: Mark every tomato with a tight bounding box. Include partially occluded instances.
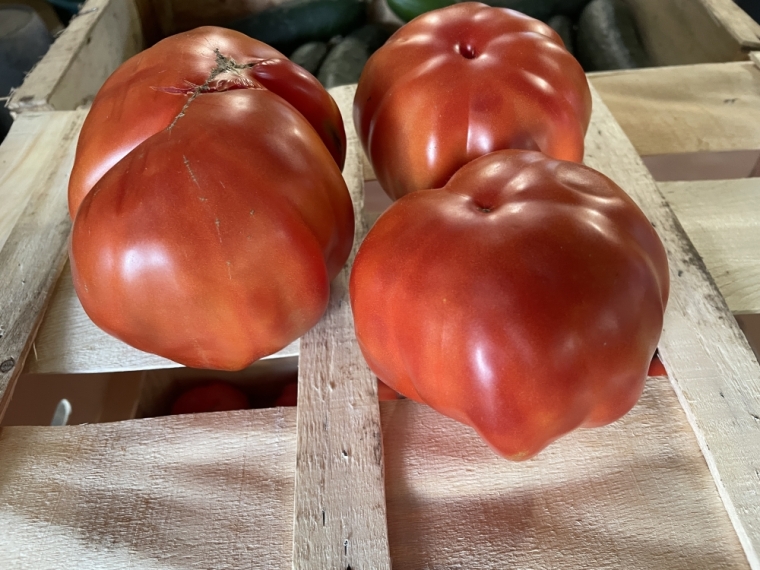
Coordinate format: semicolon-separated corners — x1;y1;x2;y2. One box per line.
354;2;591;200
648;355;668;377
349;150;669;459
69;27;354;370
170;382;250;415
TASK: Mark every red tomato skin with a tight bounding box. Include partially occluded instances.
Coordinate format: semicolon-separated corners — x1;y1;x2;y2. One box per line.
69;28;353;371
354;2;592;200
69;26;346;217
349;150;669;460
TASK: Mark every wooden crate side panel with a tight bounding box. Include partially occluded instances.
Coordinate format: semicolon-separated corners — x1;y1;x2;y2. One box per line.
0;382;750;569
291;85;391;569
590;62;760;156
660;179;760;316
624;0;753;66
383;385;748;569
8;0;143;113
585;85;760;569
0;111;87;424
0;408;297;569
701;0;760;51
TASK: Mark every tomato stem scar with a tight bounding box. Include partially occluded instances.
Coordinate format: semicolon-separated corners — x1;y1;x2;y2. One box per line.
166;48;266;130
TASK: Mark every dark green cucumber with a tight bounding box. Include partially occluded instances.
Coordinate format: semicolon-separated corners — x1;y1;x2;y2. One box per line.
550;0;591;17
547;14;574;55
317;36;369;89
228;0;366;55
386;0;589;25
576;0;650;71
348;24;391;54
290;41;329;74
386;0;453;23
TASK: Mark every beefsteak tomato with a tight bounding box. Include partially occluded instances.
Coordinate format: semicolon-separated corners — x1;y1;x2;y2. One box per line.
69;27;354;370
349;150;669;459
354;2;592;200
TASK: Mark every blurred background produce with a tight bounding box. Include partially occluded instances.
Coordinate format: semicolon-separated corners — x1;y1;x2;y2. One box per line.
0;3;55;143
222;0;655;88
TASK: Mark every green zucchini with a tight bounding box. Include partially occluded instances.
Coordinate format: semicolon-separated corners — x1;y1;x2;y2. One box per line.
547;14;574;54
228;0;366;55
317;36;369;89
289;41;329;74
348;24;391;54
576;0;650;71
386;0;591;24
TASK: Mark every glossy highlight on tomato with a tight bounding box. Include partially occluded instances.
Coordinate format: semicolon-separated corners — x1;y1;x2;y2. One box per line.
354;2;592;200
349;150;669;459
69;27;354;370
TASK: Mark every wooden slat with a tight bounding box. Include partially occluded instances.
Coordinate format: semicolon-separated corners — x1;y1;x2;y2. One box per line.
26;260;299;375
8;0;143;113
0;408;297;569
385;381;748;569
623;0;751;66
0;380;750;568
584;85;760;570
0;110;87;423
700;0;760;51
590;62;760;156
660;179;760;316
291;86;391;569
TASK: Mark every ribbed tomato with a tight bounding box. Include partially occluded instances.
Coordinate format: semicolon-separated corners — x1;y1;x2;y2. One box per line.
354;2;591;200
69;27;353;370
350;150;669;459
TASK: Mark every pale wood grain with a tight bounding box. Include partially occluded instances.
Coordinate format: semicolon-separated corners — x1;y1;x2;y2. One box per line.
700;0;760;51
0;407;297;569
384;380;749;569
584;85;760;569
590;62;760;155
623;0;752;65
0;380;750;569
660;179;760;316
292;86;391;569
0;111;87;423
8;0;143;113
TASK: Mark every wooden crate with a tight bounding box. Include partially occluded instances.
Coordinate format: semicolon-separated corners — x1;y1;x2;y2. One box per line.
1;2;760;568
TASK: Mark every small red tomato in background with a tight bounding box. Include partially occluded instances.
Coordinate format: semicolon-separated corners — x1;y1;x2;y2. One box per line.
68;27;354;371
648;355;668;377
170;382;250;415
354;2;591;200
350;150;669;460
